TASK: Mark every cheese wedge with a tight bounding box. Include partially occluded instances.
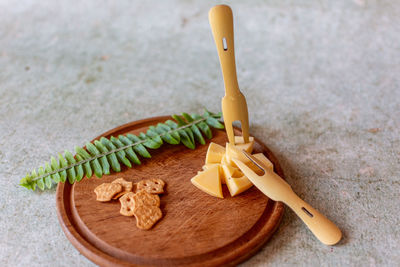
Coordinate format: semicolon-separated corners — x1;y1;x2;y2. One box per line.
222;163;253;196
205;142;226;164
202;163;225;184
225;143;252;167
234;136;255;153
225;175;253;197
191;139;275;198
191;165;223;198
202;163;219;170
221;164;241;179
220;154;229;166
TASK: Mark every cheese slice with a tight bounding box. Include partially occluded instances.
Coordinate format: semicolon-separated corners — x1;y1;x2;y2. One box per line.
222;163;253;196
234;136;255;153
225;143;252;167
191;139;275;198
202;163;219;170
202;163;225;184
225;175;253;197
205;142;226;164
221;164;241;179
191;165;223;198
220;154;229;166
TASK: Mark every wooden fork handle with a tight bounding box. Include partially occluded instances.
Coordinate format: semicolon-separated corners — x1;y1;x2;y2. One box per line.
209;5;240;96
283;191;342;245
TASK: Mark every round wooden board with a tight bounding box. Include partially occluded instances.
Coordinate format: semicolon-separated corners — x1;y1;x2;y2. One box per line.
56;116;285;267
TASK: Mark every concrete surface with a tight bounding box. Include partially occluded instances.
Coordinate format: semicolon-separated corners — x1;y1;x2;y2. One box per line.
1;0;399;266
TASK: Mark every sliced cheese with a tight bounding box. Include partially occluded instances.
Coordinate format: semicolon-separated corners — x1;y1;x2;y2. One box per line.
221;164;241;179
225;175;253;197
202;163;219;170
191;165;223;198
225;143;252;167
202;163;225;184
205;142;226;164
234;136;255;153
220;154;229;166
192;139;275;198
222;163;253;196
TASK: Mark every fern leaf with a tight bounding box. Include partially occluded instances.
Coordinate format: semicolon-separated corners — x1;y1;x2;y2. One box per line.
74;160;84;182
64;151;77;183
75;147;93;178
44;163;53;189
19;110;224;191
110;136;141;165
58;154;68;182
191;113;213;139
165;119;195;149
182;113;196;146
86;142;108;176
101;137;132;168
172;115;195;144
125;134;152;158
159;123;180;142
146;128;163;145
37;167;45;190
93;140;120;173
152;125;179;145
50;157;61;183
181;113;205;145
138;132;161;149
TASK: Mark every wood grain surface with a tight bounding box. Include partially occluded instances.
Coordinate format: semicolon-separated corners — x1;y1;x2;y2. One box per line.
56;116;285;266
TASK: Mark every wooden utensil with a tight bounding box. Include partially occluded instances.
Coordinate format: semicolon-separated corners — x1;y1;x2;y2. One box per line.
232;151;342;246
209;5;250;145
56;116;285;266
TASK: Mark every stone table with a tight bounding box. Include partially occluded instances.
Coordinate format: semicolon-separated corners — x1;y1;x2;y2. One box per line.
1;0;399;266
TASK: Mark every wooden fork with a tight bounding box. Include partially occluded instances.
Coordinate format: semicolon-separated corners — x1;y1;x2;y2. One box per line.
209;5;250;144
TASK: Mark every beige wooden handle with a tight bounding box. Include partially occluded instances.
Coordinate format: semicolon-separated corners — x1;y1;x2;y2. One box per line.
209;5;240;96
283;191;342;245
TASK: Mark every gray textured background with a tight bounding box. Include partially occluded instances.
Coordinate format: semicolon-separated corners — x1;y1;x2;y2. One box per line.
1;0;399;266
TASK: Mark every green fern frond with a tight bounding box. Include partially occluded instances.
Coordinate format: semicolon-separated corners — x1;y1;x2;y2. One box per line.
20;110;224;191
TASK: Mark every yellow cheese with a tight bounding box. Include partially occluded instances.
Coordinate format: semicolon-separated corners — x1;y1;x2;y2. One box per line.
205;142;226;164
221;163;253;196
221;163;241;179
191;165;223;198
192;141;275;198
225;174;253;197
202;163;225;184
202;163;219;170
220;154;229;166
234;136;255;153
225;143;252;167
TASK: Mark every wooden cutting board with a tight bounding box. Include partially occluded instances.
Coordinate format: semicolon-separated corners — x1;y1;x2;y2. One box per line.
56;116;285;266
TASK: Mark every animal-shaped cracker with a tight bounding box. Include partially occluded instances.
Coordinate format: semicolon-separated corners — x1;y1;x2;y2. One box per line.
94;183;122;202
133;205;163;230
119;192;136;216
112;178;133;199
132;190;160;208
136;178;165;194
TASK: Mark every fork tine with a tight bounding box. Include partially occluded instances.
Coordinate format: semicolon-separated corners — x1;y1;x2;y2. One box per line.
241;151;266;173
224;121;235;144
240;119;250;143
232;157;263;178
